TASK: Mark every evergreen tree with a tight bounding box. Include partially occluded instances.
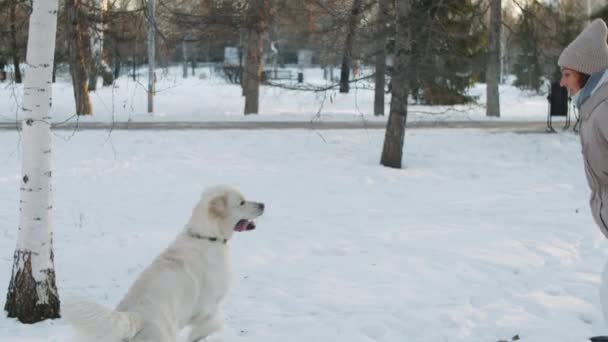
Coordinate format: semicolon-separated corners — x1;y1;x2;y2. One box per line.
511;0;585;92
407;0;487;105
512;3;543;91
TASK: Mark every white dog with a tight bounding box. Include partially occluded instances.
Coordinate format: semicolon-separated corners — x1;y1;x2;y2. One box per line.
63;185;265;342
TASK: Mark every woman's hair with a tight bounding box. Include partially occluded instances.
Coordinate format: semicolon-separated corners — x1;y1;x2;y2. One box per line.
579;72;591;88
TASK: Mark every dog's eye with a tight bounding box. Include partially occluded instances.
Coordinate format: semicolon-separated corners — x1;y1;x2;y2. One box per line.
240;201;245;206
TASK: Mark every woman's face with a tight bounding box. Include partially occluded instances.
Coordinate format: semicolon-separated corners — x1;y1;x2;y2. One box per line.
560;68;584;95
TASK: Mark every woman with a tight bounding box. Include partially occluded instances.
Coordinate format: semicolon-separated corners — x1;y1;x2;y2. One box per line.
559;18;608;238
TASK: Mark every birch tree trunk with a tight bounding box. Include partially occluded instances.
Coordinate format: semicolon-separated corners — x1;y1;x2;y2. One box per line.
339;0;362;94
374;0;390;116
243;0;270;115
66;0;92;115
10;0;22;84
5;0;61;323
486;0;501;117
380;0;411;169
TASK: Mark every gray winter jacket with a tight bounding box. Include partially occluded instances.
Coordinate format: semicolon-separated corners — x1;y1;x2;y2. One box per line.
578;71;608;238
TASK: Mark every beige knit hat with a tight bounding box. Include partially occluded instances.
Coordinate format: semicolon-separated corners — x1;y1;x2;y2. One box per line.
558;19;608;75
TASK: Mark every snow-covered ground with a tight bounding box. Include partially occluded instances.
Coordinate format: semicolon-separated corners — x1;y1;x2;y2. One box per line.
0;66;551;124
1;128;607;341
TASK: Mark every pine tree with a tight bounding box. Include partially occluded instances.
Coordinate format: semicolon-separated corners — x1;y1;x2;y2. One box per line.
509;0;585;91
512;3;543;91
407;0;486;105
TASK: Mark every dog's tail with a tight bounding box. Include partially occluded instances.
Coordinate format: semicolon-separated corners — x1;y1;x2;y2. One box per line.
62;297;142;341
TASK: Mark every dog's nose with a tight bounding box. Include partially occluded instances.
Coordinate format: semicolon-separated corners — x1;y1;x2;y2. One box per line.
258;203;265;211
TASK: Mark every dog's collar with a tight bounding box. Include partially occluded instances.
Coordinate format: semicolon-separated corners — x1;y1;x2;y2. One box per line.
188;232;228;244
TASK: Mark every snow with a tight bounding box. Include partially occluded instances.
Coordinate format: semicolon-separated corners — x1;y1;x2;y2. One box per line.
0;66;554;124
1;127;608;341
0;66;596;341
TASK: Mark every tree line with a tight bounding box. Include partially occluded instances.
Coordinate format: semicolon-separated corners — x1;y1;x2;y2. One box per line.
0;0;590;116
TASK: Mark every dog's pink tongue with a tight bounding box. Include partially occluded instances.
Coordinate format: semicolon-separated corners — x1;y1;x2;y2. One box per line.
234;221;248;232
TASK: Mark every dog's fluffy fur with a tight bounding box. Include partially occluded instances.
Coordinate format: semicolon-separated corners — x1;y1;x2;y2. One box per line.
63;185;265;342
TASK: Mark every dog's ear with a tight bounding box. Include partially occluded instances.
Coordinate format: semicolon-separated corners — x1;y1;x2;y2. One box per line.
209;194;228;219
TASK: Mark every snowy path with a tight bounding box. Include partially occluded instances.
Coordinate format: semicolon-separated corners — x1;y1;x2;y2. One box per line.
0;120;553;132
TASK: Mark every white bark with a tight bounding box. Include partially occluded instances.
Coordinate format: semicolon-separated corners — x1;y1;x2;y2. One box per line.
10;0;60;313
18;0;58;276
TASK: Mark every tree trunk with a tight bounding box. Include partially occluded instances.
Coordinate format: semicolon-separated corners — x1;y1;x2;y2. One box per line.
339;0;363;93
5;0;61;323
98;0;113;86
131;46;137;81
89;0;113;89
52;58;56;83
66;0;92;115
88;4;98;93
243;0;270;115
191;58;196;76
243;30;263;114
100;62;114;86
374;0;390;116
0;59;7;81
10;0;22;84
380;0;411;169
147;0;156;113
182;40;188;78
113;50;121;80
486;0;501;117
87;0;99;91
239;30;246;96
88;67;98;91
